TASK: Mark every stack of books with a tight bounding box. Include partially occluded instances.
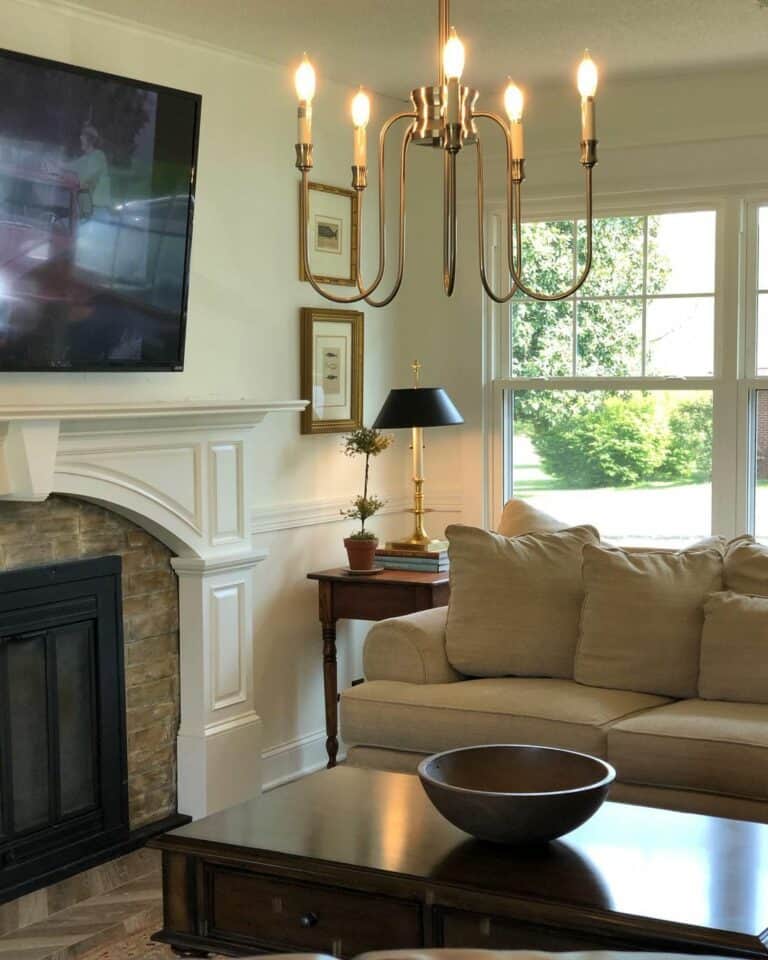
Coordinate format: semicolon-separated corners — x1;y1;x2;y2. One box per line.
375;547;449;573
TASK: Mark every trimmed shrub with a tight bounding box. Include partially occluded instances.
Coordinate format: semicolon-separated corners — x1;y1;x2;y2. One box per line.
531;394;667;488
658;397;712;482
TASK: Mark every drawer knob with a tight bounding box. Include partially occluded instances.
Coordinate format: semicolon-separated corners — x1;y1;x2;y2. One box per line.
299;912;319;928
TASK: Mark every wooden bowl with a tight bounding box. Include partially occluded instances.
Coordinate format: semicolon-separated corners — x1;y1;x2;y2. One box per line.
418;744;615;845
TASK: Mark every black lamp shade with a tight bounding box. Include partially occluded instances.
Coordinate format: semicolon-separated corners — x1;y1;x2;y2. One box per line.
373;387;464;429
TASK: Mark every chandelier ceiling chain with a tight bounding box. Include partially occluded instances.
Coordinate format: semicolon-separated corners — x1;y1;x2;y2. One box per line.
293;0;599;306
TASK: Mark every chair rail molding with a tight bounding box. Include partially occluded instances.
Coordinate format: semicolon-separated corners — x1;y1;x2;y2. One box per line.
251;490;464;534
0;398;307;820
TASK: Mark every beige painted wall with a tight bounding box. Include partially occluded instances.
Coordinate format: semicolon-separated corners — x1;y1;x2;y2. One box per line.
0;0;430;784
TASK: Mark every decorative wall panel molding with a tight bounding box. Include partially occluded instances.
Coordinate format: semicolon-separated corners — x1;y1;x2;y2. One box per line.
208;442;244;545
209;582;247;712
57;442;204;535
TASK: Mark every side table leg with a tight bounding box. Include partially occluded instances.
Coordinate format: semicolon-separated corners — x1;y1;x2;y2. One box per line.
322;620;339;768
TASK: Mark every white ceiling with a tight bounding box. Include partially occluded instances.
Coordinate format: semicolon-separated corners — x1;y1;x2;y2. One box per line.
71;0;768;98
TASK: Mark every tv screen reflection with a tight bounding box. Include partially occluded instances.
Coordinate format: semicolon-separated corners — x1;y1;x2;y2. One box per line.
0;50;200;370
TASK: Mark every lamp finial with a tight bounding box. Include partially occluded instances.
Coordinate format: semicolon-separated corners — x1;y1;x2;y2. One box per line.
412;359;422;387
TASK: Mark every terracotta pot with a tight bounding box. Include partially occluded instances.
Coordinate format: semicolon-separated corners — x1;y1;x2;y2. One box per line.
344;536;379;571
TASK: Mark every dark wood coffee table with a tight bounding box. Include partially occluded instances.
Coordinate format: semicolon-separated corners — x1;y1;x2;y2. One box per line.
150;766;768;958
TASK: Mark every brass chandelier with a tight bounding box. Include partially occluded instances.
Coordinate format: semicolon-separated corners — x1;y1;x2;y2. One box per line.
293;0;599;306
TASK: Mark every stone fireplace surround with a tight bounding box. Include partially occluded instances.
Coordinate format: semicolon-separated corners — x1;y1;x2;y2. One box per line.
0;399;305;821
0;495;180;831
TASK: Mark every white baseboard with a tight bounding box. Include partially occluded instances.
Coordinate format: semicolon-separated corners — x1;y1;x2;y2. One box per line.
261;729;331;791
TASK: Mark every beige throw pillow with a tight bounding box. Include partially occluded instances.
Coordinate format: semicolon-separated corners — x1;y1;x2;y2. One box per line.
574;544;723;698
725;537;768;597
445;523;599;679
496;499;567;538
699;591;768;703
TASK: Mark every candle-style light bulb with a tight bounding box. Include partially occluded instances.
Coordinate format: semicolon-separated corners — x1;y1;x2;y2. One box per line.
503;81;524;123
503;79;525;161
295;55;316;103
295;54;316;146
577;50;598;143
577;50;598;98
443;27;465;81
443;27;464;134
351;87;370;169
351;88;370;129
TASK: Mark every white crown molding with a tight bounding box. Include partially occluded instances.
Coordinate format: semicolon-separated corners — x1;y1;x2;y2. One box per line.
14;0;285;70
251;491;463;534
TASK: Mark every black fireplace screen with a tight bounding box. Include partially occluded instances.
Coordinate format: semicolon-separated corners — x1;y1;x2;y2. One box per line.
0;556;128;902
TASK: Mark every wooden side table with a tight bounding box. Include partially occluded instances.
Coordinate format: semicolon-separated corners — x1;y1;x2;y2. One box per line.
307;567;450;768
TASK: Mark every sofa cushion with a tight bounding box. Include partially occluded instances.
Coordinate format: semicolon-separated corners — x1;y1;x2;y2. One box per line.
341;677;670;759
607;699;768;801
699;591;768;703
496;498;567;537
574;544;723;698
725;536;768;596
445;524;599;679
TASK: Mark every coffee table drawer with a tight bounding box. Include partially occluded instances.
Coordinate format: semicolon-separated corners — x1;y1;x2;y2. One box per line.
439;909;633;951
207;866;422;955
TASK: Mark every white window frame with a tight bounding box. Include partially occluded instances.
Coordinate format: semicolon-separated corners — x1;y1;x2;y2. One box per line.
484;187;768;542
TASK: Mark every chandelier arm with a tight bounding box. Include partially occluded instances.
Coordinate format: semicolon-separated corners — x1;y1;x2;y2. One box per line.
299;112;416;305
443;150;457;296
472;113;520;304
507;166;595;302
363;126;413;308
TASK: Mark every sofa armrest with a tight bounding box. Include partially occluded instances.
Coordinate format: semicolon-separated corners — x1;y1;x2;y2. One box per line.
363;606;461;684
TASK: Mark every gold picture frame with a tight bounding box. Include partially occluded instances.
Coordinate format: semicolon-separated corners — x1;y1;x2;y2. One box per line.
300;307;364;435
299;182;359;286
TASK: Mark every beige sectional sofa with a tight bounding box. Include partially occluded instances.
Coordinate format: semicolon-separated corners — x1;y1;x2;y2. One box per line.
340;501;768;823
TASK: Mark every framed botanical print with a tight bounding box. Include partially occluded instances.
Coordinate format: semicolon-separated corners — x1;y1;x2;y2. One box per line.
299;182;359;286
300;307;363;434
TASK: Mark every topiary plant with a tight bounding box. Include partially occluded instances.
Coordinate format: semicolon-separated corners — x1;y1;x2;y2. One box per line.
340;427;392;539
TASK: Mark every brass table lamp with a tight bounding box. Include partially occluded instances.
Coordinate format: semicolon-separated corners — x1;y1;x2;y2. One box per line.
373;361;464;552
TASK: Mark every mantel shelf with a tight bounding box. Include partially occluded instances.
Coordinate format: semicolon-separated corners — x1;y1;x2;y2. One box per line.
0;398;307;425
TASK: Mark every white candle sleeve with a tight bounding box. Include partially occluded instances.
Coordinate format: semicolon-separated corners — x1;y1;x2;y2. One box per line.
298;102;312;144
353;125;366;167
446;78;460;125
412;426;424;479
510;122;525;160
581;97;596;141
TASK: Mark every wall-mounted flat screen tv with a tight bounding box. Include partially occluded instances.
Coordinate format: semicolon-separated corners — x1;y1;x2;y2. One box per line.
0;49;200;371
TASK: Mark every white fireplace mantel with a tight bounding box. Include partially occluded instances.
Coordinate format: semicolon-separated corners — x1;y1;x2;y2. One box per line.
0;398;307;819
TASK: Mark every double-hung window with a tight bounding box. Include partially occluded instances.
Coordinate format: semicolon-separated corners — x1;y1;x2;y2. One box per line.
491;203;735;546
